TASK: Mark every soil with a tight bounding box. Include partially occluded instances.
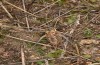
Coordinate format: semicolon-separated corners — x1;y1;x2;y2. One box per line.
0;0;100;65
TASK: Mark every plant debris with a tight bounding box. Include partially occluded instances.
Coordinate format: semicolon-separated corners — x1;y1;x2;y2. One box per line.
0;0;100;65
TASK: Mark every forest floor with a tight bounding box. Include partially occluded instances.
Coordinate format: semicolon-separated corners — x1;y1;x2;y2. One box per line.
0;0;100;65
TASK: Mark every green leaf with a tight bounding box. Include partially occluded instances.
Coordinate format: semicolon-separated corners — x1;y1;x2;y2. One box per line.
47;49;63;58
58;0;65;5
83;28;93;37
67;14;77;24
36;61;45;65
0;35;4;43
90;0;97;3
96;34;100;39
49;63;55;65
39;37;48;43
35;46;46;56
83;54;91;59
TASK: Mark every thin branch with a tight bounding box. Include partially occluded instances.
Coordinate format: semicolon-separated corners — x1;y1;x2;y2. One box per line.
75;44;80;56
37;35;46;43
0;1;13;18
4;0;38;17
75;44;81;65
40;9;74;27
8;56;77;65
0;33;51;47
22;0;30;31
33;0;59;15
21;46;26;65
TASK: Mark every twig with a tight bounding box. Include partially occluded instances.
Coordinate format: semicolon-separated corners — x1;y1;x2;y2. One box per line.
75;44;80;56
60;35;69;58
54;10;61;28
4;0;38;17
37;35;46;43
22;0;30;31
7;56;77;65
32;35;46;47
0;32;89;60
40;8;74;27
0;23;45;32
33;0;59;15
21;46;26;65
75;44;80;65
0;33;51;47
0;1;13;18
58;47;91;61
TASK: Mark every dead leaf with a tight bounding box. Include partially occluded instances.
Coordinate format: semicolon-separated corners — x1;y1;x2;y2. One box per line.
29;54;40;60
79;39;99;45
46;28;63;46
29;52;40;60
46;28;57;45
95;57;100;62
0;47;5;54
0;23;2;26
71;0;76;3
86;62;93;65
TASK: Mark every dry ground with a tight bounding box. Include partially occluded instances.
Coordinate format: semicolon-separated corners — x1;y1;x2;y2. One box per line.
0;0;100;65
